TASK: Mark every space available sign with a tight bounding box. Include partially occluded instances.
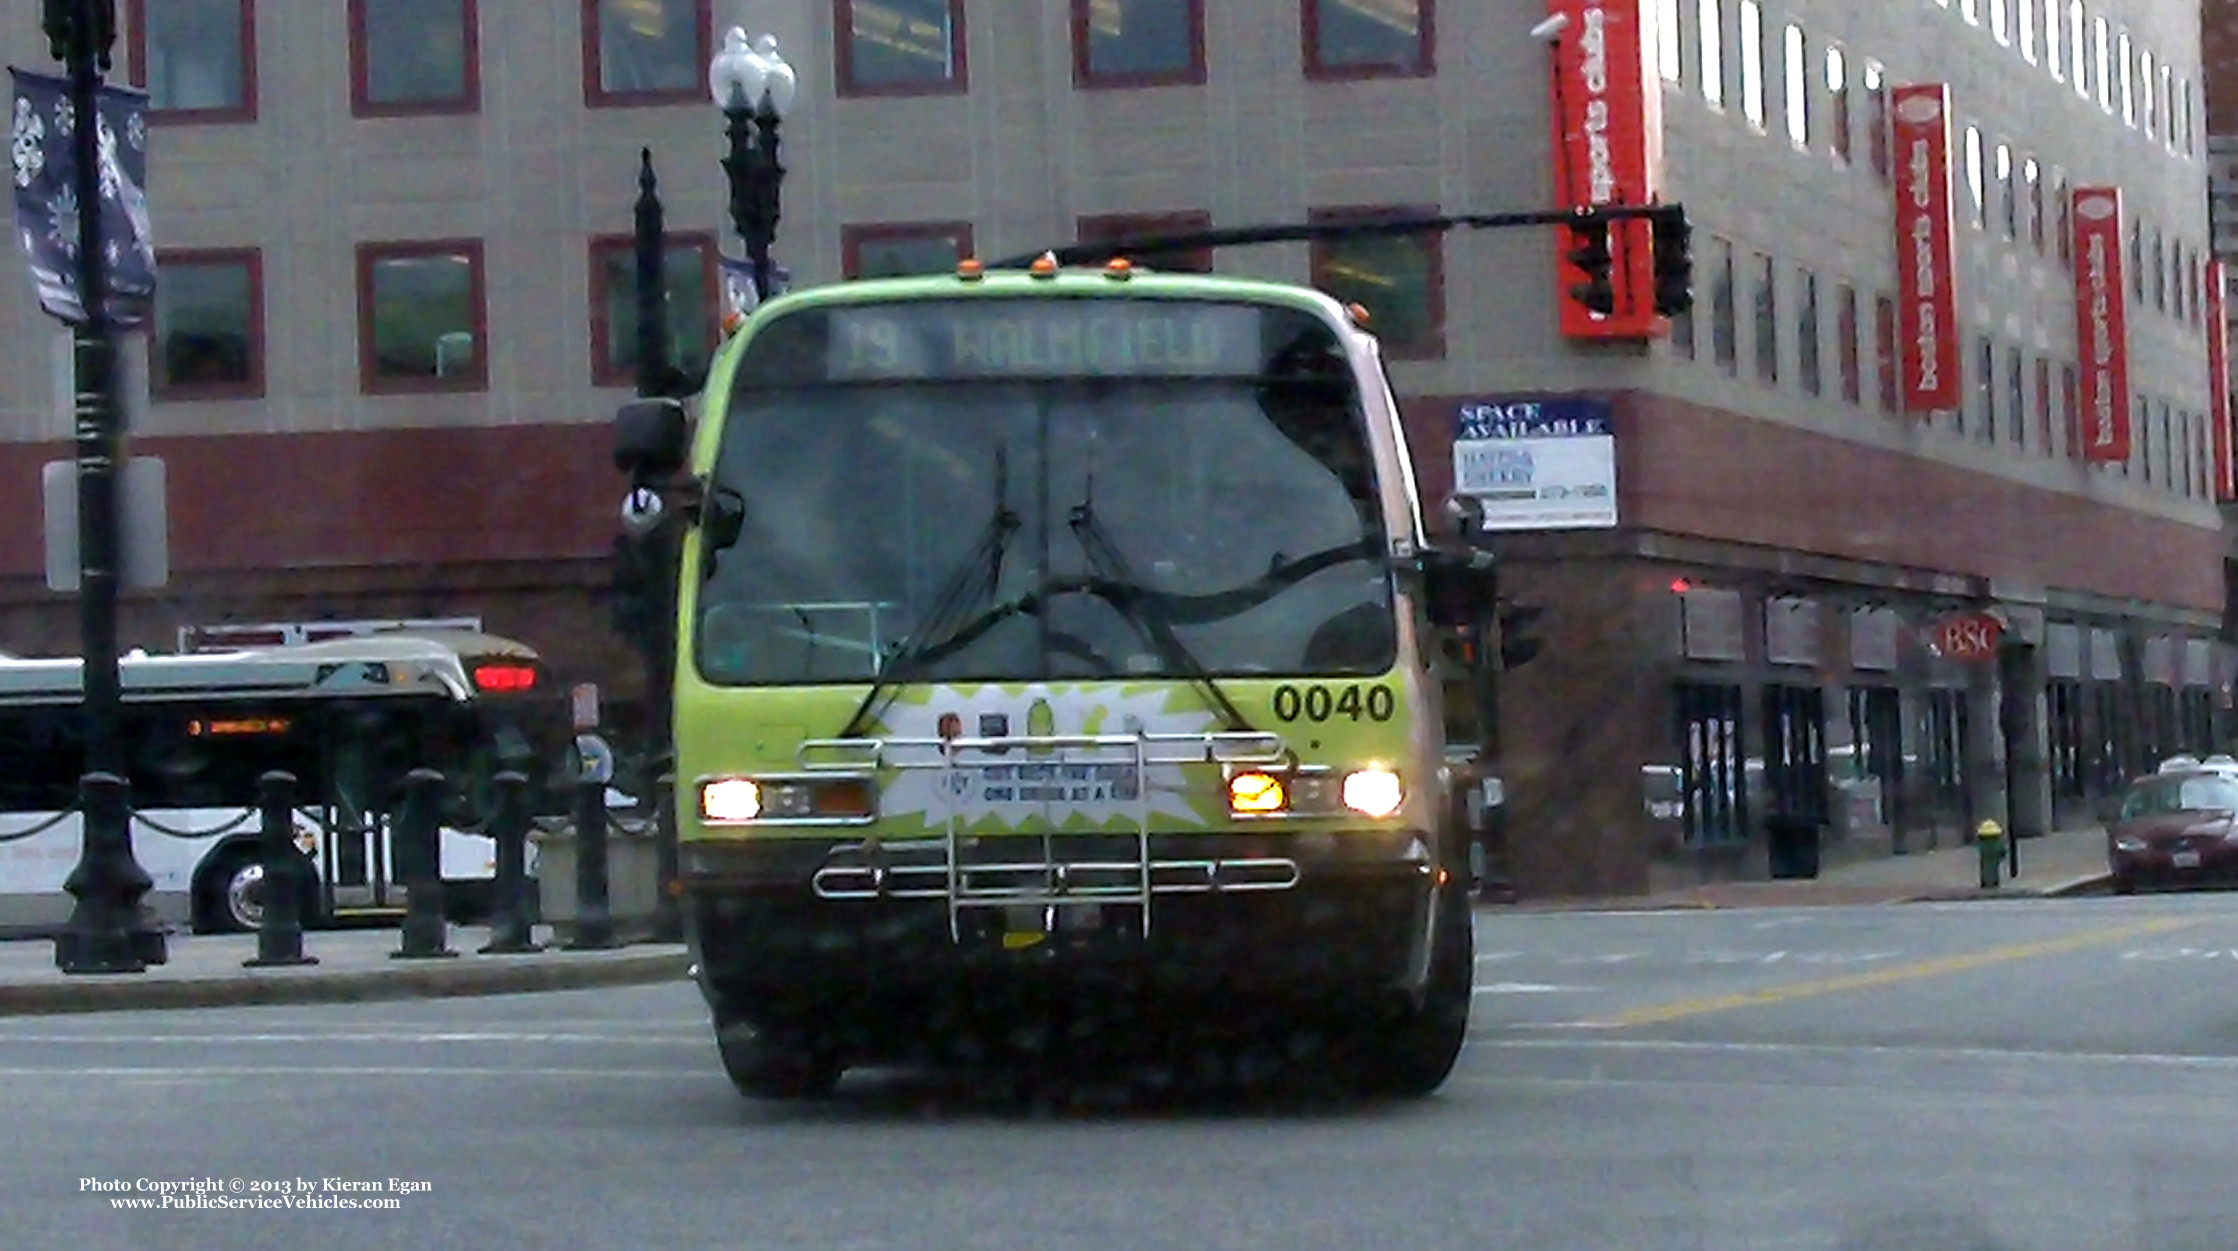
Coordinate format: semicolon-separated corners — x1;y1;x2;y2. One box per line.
2071;186;2131;464
1889;84;1959;414
7;68;155;326
1452;396;1617;531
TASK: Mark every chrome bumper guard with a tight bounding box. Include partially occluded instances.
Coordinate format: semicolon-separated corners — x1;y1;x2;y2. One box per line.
796;731;1298;939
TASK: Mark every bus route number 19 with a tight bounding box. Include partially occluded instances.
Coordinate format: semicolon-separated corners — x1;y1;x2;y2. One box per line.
1271;684;1395;723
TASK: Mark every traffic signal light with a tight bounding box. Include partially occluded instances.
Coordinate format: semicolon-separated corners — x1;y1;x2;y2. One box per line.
1563;211;1616;317
1497;603;1545;671
1648;203;1694;318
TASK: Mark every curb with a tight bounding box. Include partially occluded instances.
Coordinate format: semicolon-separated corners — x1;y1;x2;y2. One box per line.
1897;872;2114;903
0;948;691;1018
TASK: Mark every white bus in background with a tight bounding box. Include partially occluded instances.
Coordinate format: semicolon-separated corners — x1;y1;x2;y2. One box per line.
0;621;572;934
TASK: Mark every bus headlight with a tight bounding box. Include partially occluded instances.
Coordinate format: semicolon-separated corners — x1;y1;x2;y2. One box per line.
1341;769;1404;818
699;776;877;824
701;778;762;822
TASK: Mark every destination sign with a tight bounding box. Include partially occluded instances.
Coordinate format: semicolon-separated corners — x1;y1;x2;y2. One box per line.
821;299;1269;381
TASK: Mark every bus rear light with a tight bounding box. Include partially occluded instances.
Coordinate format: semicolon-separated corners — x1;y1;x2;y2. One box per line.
471;663;538;693
1227;770;1287;815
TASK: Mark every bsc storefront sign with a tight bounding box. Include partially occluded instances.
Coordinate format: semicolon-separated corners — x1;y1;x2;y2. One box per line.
1451;396;1618;532
1924;611;2003;662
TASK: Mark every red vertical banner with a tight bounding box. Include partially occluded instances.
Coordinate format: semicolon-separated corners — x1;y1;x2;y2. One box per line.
1546;0;1664;340
1889;84;1960;414
2209;258;2234;500
2072;186;2132;464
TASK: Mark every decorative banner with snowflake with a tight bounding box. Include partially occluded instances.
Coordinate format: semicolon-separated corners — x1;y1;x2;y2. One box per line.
8;68;154;327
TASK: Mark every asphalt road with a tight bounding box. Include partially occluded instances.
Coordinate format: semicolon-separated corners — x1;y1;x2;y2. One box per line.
11;892;2238;1251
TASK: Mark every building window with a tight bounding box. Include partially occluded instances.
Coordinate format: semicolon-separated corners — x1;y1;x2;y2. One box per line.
1782;24;1807;149
1309;208;1444;359
1990;0;2008;44
1711;237;1738;374
2117;31;2134;126
842;221;976;278
2061;362;2078;457
2141;48;2156;138
1875;294;1898;412
836;0;966;95
1863;61;1887;180
126;0;256;121
350;0;478;116
1076;211;1215;273
1751;251;1777;386
1964;126;1984;229
1698;0;1724;107
1796;268;1820;396
1657;0;1682;83
357;240;487;394
2034;356;2052;453
2092;15;2109;111
1074;0;1205;88
1996;142;2016;239
2046;0;2062;79
584;0;710;105
151;249;262;400
1304;0;1432;78
2067;2;2084;93
1825;46;1850;164
2024;156;2042;252
2053;168;2071;266
588;232;716;390
1836;282;1860;404
2019;0;2037;62
1737;0;1764;130
1973;336;1995;440
2005;346;2025;445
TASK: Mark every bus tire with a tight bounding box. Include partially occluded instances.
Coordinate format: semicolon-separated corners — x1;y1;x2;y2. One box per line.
1342;873;1472;1099
714;1021;843;1101
194;844;318;935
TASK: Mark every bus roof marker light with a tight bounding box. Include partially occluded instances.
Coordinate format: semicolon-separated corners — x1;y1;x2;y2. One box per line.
956;257;986;282
1104;257;1133;280
1029;251;1060;278
1345;302;1372;328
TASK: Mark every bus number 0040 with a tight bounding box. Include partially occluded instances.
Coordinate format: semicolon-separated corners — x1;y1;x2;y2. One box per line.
1271;684;1396;722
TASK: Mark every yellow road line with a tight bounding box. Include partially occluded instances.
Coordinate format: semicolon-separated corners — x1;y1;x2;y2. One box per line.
1582;916;2201;1028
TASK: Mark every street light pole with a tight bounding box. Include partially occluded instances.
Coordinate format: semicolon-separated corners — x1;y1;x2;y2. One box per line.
43;0;163;973
709;28;796;306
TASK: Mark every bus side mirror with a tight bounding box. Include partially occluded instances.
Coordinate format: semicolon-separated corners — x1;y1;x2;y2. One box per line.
615;398;689;480
1420;547;1494;631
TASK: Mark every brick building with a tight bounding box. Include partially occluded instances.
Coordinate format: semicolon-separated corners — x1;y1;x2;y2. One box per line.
0;0;2224;896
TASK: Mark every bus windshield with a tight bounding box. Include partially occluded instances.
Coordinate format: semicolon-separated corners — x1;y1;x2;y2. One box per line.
698;297;1395;687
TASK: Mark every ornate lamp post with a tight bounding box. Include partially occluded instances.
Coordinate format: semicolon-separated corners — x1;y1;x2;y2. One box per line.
708;28;796;306
40;0;163;973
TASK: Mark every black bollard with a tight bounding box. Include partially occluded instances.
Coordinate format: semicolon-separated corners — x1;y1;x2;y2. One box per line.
568;771;619;950
648;771;683;943
391;768;458;959
479;771;543;954
244;771;317;968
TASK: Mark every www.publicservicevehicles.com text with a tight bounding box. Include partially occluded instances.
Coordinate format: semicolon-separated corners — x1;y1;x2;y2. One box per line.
83;1177;428;1210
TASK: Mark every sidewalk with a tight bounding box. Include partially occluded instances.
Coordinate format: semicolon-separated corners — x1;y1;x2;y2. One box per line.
0;925;689;1017
1491;823;2114;912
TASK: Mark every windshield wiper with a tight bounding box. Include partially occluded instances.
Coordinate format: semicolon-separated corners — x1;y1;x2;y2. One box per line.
1065;496;1255;734
837;448;1019;739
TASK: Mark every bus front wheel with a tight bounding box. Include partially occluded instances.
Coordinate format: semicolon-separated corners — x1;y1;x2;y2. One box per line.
1340;875;1473;1099
195;845;318;935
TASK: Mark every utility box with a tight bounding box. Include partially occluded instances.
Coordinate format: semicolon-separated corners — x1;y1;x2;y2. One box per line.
530;817;663;943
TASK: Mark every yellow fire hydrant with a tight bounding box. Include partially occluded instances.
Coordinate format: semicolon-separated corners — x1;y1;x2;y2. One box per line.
1976;818;2005;889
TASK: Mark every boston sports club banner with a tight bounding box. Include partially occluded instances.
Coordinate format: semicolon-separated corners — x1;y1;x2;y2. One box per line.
8;67;155;326
2208;258;2232;500
2071;186;2131;464
1890;84;1959;414
1544;0;1664;340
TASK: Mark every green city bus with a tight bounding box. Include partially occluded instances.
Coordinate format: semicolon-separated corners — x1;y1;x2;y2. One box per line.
615;255;1492;1100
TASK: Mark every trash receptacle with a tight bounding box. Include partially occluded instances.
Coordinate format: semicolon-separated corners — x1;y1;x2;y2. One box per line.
1765;813;1822;880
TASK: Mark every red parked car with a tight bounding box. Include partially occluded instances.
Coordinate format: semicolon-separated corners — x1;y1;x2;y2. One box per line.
2108;758;2238;893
